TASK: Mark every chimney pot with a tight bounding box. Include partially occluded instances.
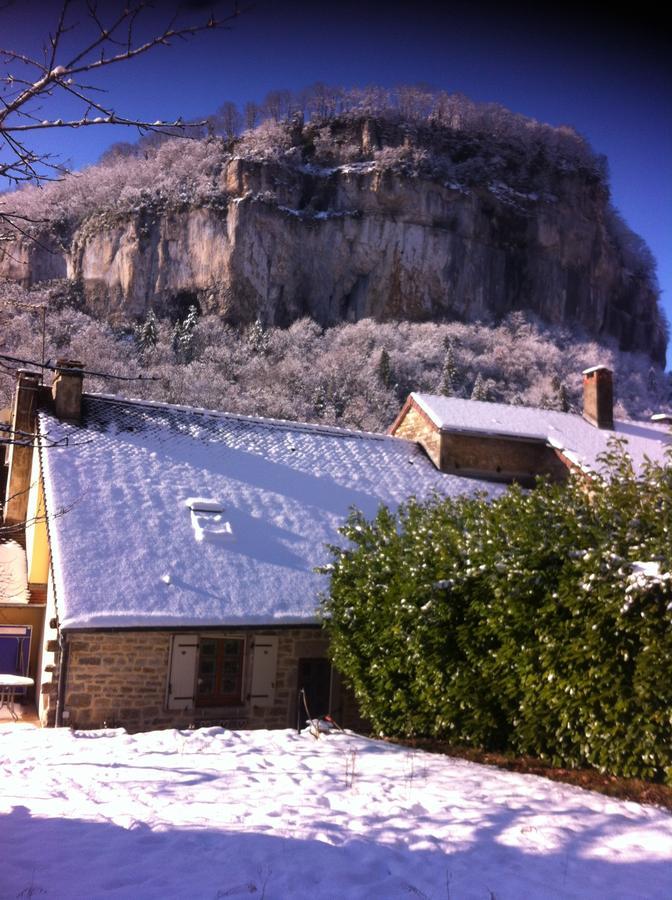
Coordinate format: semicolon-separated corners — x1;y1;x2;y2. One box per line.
51;359;84;423
582;365;613;430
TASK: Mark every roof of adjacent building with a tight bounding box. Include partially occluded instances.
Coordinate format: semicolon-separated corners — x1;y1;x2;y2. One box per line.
410;393;672;476
39;394;503;630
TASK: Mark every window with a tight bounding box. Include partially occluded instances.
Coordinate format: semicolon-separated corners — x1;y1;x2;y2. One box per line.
185;497;233;543
196;637;245;707
167;634;278;712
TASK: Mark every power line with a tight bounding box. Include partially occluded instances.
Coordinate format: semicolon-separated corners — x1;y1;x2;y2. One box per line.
0;352;158;381
0;297;48;312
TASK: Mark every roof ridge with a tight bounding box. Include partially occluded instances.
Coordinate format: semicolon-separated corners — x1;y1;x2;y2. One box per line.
81;391;393;442
413;391;665;432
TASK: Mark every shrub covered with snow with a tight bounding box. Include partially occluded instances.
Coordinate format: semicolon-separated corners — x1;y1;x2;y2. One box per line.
321;443;672;782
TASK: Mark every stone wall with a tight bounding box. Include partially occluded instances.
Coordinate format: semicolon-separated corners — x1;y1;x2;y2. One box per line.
392;403;441;468
440;432;570;485
61;626;361;733
393;399;570;485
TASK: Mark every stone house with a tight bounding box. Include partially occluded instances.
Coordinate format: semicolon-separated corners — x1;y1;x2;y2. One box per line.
0;363;500;731
390;366;672;485
1;363;669;732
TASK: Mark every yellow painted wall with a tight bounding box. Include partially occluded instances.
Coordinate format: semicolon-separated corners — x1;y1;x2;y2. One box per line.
24;446;49;586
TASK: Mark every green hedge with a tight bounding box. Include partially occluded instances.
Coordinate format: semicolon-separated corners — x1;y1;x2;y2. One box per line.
321;443;672;782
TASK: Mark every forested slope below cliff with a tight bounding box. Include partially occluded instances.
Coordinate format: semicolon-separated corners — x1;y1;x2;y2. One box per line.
0;92;666;364
1;279;670;431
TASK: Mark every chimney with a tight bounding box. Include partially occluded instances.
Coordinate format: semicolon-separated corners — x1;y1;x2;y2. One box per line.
3;369;41;527
51;359;84;423
582;365;614;430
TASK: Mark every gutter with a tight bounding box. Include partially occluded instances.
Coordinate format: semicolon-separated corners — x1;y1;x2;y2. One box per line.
55;629;69;728
440;424;549;443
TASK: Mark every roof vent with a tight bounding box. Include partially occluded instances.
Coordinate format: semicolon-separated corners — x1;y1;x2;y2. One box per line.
582;365;613;430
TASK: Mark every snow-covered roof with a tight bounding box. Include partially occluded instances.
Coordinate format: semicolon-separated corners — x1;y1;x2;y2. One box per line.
39;395;502;629
411;393;672;476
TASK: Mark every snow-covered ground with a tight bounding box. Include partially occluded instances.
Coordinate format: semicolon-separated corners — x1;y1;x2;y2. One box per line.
1;724;671;899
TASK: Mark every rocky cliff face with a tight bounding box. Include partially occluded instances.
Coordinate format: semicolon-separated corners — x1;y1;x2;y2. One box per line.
0;117;666;364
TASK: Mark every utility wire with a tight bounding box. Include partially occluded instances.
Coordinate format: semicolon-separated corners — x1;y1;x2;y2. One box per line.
0;352;158;381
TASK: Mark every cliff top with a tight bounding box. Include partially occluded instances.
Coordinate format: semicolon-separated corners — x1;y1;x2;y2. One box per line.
0;95;608;234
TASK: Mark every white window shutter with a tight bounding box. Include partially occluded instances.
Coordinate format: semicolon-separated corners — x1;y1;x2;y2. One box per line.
249;636;278;707
167;634;198;710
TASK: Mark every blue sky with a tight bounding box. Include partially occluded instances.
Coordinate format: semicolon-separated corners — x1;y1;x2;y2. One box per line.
3;1;670;357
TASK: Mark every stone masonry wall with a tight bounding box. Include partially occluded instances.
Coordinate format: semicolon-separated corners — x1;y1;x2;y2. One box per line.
393;399;570;485
61;627;359;733
393;403;441;468
440;432;570;485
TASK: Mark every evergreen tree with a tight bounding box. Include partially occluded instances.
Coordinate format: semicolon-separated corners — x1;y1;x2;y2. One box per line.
505;310;529;338
551;375;571;412
376;349;393;388
471;372;488;401
557;383;570;412
437;342;457;396
312;384;327;418
247;318;270;355
134;310;158;354
647;366;658;395
172;304;199;362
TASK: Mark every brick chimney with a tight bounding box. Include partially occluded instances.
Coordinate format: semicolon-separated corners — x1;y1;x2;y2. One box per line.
51;359;84;423
3;369;41;527
582;365;614;430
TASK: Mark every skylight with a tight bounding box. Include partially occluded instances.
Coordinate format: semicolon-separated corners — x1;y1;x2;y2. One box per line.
185;497;234;543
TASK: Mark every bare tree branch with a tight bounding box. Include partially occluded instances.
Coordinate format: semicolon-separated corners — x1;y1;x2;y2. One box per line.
0;499;82;536
0;1;247;192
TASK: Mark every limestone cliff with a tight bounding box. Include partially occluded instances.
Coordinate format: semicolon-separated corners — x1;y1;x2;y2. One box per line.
0;115;665;364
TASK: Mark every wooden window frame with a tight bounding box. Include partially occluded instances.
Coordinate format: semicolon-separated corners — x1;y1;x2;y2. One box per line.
195;636;246;708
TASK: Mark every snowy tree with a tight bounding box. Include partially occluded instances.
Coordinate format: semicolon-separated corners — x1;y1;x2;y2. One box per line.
134;310;159;354
376;349;393;388
312;384;328;418
213;101;242;140
263;89;293;123
551;375;571;413
247;318;270;356
1;274;668;432
437;342;458;396
172;305;199;362
504;310;531;338
244;101;260;131
471;372;488;401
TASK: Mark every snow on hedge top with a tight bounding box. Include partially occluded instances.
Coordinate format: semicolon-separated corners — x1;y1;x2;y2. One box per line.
39;395;501;629
413;393;672;475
